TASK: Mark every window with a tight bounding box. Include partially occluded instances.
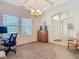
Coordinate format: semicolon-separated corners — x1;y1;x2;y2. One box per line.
22;18;32;35
4;15;18;33
53;15;60;21
51;12;72;40
52;12;69;21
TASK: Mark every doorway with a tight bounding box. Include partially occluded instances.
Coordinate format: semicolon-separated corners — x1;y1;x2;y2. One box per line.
51;12;74;45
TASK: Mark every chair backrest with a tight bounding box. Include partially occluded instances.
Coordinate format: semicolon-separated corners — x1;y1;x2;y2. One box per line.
9;33;17;46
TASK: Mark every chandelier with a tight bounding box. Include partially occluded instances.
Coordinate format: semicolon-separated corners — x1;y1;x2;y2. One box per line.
31;9;42;16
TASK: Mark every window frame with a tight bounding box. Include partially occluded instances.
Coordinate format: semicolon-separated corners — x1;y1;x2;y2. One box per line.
3;14;19;33
21;18;33;36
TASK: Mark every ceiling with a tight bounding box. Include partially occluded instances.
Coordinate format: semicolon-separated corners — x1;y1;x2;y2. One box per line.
0;0;67;11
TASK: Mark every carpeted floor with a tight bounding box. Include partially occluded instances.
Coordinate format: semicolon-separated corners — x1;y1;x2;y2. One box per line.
6;42;79;59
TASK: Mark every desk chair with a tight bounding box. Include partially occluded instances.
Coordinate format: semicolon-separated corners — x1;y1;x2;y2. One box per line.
2;33;17;55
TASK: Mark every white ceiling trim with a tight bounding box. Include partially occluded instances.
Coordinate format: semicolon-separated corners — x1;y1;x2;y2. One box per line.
0;0;67;12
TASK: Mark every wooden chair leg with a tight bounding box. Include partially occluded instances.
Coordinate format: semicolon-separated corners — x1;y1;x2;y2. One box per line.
68;43;70;49
74;45;78;54
75;45;78;50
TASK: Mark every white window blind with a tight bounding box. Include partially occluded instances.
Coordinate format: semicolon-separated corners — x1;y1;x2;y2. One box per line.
4;15;18;33
22;18;32;35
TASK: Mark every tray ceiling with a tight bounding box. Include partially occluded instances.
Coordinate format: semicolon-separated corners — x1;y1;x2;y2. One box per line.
0;0;67;11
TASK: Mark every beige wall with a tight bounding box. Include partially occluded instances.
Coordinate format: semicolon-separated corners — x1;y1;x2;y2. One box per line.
40;0;79;43
0;2;42;45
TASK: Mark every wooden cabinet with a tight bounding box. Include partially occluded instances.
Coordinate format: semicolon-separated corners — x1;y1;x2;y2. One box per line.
37;30;48;43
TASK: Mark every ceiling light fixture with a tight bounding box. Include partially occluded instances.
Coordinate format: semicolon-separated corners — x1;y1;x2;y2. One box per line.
31;9;42;16
30;0;43;17
20;0;43;17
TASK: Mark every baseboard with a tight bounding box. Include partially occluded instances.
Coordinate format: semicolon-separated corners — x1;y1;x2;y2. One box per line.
16;41;37;47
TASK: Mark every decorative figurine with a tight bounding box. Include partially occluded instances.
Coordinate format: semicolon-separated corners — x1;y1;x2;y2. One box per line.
40;21;47;32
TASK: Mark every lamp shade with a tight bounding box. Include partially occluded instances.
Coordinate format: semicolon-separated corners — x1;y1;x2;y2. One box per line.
0;27;7;33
